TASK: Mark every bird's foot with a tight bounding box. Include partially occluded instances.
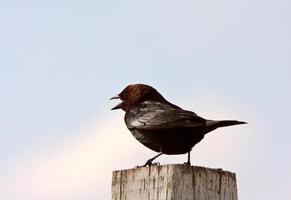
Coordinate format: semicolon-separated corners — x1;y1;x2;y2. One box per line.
144;162;160;167
141;160;161;167
183;161;191;166
133;162;159;168
136;153;163;168
142;158;155;167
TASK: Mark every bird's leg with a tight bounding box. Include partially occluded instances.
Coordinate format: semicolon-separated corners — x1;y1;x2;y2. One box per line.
184;151;191;166
142;152;163;167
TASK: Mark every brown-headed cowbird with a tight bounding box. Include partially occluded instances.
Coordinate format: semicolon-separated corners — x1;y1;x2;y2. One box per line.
110;83;246;166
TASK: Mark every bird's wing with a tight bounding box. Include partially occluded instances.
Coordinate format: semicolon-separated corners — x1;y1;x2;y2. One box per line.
125;103;205;130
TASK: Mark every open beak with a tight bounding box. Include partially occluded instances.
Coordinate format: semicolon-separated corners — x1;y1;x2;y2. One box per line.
110;95;122;110
110;95;120;100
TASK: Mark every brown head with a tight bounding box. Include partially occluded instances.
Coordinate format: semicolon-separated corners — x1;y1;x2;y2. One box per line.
110;84;167;111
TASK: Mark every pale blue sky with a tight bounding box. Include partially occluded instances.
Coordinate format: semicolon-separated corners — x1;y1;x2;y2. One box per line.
0;0;290;199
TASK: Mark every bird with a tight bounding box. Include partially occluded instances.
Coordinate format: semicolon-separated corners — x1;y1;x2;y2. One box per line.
110;83;246;166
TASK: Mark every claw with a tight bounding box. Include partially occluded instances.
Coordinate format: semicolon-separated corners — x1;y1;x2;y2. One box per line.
141;152;163;167
183;161;191;166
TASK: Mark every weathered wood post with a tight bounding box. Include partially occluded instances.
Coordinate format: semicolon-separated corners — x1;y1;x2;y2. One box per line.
112;164;238;200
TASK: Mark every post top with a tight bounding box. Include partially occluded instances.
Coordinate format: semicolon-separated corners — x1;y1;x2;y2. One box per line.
112;164;236;182
112;164;235;174
112;164;238;200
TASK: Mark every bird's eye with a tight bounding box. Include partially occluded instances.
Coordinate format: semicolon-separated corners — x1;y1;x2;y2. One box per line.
120;92;127;100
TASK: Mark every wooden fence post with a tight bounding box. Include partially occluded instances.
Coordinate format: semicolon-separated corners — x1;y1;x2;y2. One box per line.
112;164;238;200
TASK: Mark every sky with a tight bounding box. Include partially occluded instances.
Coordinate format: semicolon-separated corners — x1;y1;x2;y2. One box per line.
0;0;290;199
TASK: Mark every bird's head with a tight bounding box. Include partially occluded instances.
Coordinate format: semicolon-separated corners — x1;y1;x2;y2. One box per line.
110;84;166;111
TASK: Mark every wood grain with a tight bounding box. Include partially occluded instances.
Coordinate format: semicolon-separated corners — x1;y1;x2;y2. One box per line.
112;164;237;200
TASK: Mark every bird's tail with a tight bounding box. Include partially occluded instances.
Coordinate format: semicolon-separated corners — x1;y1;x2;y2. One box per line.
206;120;247;129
